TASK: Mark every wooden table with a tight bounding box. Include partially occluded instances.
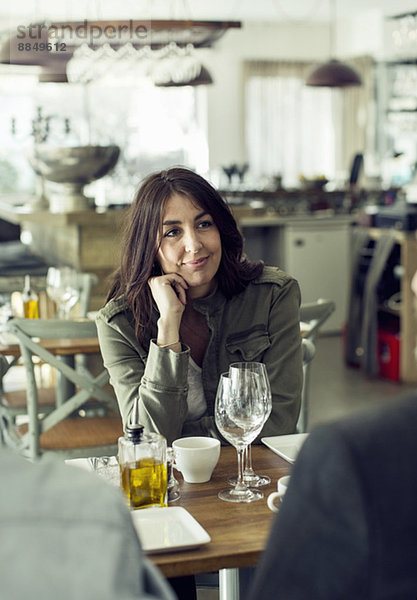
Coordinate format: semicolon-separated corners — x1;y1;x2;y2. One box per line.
0;336;101;405
152;444;291;599
67;443;292;599
0;337;100;357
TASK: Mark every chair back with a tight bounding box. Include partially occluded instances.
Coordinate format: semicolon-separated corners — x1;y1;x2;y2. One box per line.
302;338;315;368
298;338;316;433
4;317;122;460
0;271;100;444
300;299;336;342
298;299;335;433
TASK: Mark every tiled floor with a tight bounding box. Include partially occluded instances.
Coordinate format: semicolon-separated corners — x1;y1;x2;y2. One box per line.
196;334;416;600
307;333;416;431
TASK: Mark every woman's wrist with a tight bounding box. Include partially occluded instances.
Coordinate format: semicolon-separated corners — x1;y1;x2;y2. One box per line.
157;340;182;352
158;339;180;348
156;317;181;350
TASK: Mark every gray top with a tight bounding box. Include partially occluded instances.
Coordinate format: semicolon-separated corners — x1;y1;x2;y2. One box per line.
0;448;175;600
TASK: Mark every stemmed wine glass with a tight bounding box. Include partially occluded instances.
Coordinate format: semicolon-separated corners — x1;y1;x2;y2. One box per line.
60;269;82;318
228;362;272;487
215;371;267;503
46;267;65;316
46;267;82;319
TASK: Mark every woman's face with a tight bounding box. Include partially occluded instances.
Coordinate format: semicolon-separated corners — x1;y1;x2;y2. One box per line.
156;194;222;299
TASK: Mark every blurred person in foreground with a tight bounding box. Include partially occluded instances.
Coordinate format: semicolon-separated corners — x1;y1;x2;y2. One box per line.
0;447;176;600
247;274;417;600
96;167;302;445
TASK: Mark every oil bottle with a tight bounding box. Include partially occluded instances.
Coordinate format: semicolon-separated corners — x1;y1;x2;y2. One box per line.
22;275;39;319
118;398;167;510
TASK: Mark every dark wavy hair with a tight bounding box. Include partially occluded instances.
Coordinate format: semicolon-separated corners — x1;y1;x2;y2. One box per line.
107;167;263;345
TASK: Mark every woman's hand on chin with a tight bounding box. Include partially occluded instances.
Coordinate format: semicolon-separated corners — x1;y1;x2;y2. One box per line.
148;273;188;321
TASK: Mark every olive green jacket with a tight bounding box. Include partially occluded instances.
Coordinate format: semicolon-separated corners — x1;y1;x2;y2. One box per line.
96;266;303;446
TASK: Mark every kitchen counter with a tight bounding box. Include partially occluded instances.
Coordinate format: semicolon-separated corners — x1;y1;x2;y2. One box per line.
237;211;353;227
0;194;355;313
0;196;126;309
0;196;125;227
0;194;354;228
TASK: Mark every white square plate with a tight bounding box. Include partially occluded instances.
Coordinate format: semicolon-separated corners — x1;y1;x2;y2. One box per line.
261;433;309;463
131;506;211;554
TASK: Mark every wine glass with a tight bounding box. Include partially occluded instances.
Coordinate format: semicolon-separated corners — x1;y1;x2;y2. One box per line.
46;267;66;317
59;269;82;319
229;362;272;487
215;372;266;503
46;267;66;318
46;267;81;319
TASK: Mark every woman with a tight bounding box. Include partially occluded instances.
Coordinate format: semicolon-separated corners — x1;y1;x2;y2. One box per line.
96;167;303;446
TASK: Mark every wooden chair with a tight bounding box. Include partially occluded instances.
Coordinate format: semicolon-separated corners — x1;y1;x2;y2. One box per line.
0;271;99;430
0;318;123;461
297;299;336;433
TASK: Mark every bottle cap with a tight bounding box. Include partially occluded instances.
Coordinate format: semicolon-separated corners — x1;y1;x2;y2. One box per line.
125;397;144;441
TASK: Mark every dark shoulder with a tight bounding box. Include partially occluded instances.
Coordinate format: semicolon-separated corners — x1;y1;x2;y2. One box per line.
253;265;297;288
96;295;130;324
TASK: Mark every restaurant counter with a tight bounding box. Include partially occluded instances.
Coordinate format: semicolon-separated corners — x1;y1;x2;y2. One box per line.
0;194;354;315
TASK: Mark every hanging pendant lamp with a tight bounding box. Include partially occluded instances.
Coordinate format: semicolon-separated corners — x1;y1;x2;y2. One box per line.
306;0;362;88
306;58;362;87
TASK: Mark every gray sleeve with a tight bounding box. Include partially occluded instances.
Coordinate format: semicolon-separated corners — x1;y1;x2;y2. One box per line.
0;450;176;600
141;560;177;600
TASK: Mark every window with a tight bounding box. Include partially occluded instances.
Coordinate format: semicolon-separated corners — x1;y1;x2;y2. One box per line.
244;57;374;189
246;74;341;187
0;75;209;203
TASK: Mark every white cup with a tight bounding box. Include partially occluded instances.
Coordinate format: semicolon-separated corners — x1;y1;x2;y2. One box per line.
267;475;290;513
172;436;221;483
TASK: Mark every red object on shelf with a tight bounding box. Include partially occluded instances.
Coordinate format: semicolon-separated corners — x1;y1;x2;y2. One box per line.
377;328;400;382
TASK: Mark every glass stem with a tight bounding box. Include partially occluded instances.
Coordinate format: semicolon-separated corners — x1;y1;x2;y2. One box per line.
235;446;247;492
244;444;255;476
62;303;71;319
